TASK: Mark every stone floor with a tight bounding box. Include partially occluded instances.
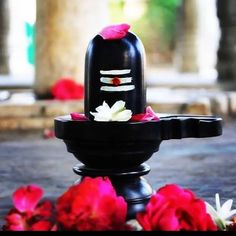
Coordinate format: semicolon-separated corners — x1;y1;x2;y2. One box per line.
0;119;236;228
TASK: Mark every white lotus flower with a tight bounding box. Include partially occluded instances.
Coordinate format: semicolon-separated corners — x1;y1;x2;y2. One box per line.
205;193;236;230
90;100;132;122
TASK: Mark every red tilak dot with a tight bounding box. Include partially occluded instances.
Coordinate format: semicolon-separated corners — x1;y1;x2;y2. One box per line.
112;77;121;86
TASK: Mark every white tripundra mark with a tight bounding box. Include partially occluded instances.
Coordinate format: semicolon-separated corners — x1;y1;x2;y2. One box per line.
100;77;132;84
100;69;131;75
100;85;135;92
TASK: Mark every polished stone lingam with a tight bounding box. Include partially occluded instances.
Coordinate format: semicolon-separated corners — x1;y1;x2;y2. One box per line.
54;24;222;219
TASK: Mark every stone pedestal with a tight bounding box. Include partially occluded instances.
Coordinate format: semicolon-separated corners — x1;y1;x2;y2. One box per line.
175;0;199;73
217;0;236;90
0;0;10;74
34;0;108;99
55;115;222;219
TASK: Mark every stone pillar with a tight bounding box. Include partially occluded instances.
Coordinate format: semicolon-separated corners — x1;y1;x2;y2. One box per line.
35;0;109;99
217;0;236;90
175;0;199;73
0;0;10;74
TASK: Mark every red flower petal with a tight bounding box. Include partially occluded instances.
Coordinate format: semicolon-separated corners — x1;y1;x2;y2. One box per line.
4;212;26;231
131;106;160;122
70;112;88;121
6;224;25;231
99;23;130;40
158;208;179;231
34;200;54;218
130;113;148;122
13;185;43;213
31;220;55;231
158;184;195;203
146;106;160;121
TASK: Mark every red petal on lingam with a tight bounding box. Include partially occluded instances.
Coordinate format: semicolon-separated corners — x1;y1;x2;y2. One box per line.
13;185;43;213
131;106;160;122
70;112;88;121
99;23;130;40
146;106;160;121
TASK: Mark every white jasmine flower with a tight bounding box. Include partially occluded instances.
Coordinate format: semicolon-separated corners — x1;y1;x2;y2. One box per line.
205;193;236;230
90;100;132;122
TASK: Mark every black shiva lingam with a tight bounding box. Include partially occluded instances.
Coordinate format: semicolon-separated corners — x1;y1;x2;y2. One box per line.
54;24;222;219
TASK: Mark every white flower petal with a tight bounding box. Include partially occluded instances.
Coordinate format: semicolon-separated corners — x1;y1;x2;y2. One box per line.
96;101;111;113
90;112;111;121
112;109;132;121
205;202;219;220
220;199;233;218
206;194;236;230
223;209;236;220
216;193;221;212
90;100;132;122
111;100;125;113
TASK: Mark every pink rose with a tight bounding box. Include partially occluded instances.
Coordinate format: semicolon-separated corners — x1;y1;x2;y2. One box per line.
136;184;217;231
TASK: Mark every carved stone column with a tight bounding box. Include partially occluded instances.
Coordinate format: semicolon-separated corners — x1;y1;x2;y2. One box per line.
35;0;108;99
0;0;10;74
217;0;236;90
175;0;199;73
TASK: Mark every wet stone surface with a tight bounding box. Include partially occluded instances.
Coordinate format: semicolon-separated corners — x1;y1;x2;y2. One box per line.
0;120;236;227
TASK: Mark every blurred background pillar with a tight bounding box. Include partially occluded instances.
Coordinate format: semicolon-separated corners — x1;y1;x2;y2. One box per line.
217;0;236;90
35;0;109;99
175;0;199;73
0;0;10;74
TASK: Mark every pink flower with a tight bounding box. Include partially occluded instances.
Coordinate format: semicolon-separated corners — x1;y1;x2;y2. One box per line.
131;106;160;122
70;112;88;121
56;176;128;231
99;23;130;40
51;78;84;100
3;185;56;231
136;184;217;231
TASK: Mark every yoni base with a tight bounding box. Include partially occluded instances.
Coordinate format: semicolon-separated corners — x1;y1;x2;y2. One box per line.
73;163;153;219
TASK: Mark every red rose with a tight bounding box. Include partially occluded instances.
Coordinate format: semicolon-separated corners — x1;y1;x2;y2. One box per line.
3;185;56;231
51;78;84;100
56;176;128;231
136;184;217;231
